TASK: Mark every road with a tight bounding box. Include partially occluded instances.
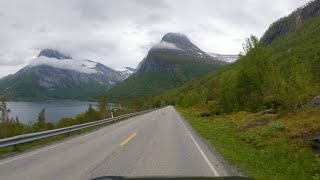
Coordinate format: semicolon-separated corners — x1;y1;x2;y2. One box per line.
0;106;233;179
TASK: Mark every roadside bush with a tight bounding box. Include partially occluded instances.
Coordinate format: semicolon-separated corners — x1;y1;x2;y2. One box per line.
240;133;265;148
269;122;286;132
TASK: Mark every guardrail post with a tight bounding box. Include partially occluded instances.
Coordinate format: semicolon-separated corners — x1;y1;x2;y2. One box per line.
13;144;18;151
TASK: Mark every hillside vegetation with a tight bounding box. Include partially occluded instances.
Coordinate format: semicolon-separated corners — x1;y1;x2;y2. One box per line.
127;17;320;179
150;17;320;112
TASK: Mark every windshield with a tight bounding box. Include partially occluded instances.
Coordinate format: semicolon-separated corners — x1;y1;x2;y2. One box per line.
0;0;319;180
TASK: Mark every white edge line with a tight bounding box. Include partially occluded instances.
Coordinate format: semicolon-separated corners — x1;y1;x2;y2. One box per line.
0;109;159;166
177;111;219;176
0;132;94;166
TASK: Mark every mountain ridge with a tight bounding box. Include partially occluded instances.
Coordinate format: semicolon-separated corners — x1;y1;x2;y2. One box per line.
0;49;134;100
38;49;72;59
261;0;320;45
107;32;228;99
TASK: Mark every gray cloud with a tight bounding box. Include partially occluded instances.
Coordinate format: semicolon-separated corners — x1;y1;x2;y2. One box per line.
0;55;26;66
0;0;310;78
130;0;168;8
11;23;24;30
75;0;110;22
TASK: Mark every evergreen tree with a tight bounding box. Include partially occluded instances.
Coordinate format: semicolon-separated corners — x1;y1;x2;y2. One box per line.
14;116;23;136
8;117;15;137
98;96;107;119
87;104;94;122
0;101;11;138
37;108;46;131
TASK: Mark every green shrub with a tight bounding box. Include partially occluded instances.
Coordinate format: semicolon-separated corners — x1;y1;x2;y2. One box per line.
269;122;286;132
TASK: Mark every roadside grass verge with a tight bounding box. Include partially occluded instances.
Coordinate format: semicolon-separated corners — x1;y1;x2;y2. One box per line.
178;107;320;180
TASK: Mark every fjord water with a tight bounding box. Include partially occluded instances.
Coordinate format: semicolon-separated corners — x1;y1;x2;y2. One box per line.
7;101;98;124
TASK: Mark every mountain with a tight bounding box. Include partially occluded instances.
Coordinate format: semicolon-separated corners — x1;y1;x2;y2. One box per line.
117;67;136;79
107;33;228;99
0;49;134;100
149;1;320;112
261;0;320;46
37;49;72;59
137;3;320;178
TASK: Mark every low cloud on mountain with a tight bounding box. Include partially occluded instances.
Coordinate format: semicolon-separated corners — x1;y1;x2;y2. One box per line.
29;57;97;74
0;0;309;78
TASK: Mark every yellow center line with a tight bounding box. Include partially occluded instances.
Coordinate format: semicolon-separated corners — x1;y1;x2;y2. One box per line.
121;132;138;146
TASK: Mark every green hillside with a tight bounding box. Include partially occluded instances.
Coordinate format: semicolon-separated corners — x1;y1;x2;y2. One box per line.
150;17;320;112
0;73;47;100
128;14;320;180
107;50;225;100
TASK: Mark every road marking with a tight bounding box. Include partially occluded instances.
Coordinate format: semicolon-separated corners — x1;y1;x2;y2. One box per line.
0;110;154;166
121;132;137;146
0;132;94;166
177;113;219;176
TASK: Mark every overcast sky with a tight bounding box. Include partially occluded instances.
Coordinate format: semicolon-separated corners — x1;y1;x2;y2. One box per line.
0;0;310;78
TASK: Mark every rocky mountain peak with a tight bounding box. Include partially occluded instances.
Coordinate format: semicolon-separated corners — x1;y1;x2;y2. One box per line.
137;32;229;73
160;32;200;51
162;33;190;44
38;49;72;59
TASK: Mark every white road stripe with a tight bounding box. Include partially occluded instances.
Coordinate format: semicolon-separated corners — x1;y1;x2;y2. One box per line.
0;132;93;166
0;111;157;166
176;110;219;176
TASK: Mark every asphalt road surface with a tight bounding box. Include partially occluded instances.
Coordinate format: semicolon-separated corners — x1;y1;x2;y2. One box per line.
0;106;234;180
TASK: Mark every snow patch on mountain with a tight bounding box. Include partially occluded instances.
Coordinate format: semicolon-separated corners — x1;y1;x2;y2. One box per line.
29;56;97;74
117;67;135;79
206;52;238;63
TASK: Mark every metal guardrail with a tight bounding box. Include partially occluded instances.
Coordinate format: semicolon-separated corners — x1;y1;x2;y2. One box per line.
0;109;156;149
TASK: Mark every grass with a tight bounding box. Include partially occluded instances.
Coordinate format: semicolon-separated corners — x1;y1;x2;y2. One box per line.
178;107;320;180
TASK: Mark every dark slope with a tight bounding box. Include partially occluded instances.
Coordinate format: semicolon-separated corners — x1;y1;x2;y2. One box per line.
261;0;320;45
